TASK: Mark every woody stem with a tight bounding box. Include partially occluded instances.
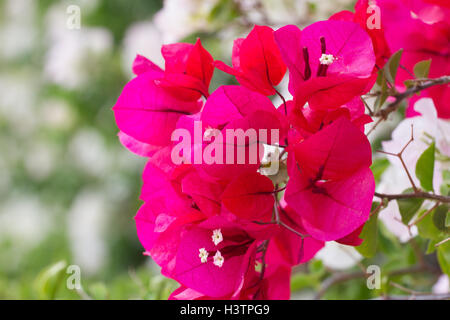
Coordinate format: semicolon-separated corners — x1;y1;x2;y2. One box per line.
373;75;450;119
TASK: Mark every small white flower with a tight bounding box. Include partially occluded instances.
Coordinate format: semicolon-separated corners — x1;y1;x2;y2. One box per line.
198;247;208;263
211;229;223;246
213;250;224;268
319;53;335;65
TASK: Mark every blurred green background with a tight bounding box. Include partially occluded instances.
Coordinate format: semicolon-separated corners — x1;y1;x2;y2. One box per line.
1;0;445;300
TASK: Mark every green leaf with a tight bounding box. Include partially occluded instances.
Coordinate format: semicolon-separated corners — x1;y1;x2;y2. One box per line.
371;158;390;184
417;210;439;240
415;142;435;192
404;79;416;89
426;239;438;254
437;241;450;276
397;188;424;224
446;210;450;228
34;260;68;300
440;170;450;196
433;205;450;232
441;182;450;197
88;282;109;300
356;210;379;258
376;68;384;86
375;71;389;110
384;49;403;84
378;221;401;255
290;272;320;291
309;259;325;274
416;207;447;241
444;170;450;181
209;0;239;22
413;59;431;79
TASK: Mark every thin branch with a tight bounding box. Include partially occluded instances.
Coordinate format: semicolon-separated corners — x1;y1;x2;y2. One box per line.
377;124;418;192
373;75;450;119
370;201;385;217
272;186;286;194
315;266;427;300
279;221;306;238
374;192;450;203
273;196;280;223
435;237;450;248
361;97;373;116
271;196;309;239
399;64;415;79
366;117;384;137
315;271;366;299
390;281;428;296
275;88;288;116
374;293;450;300
408;202;440;227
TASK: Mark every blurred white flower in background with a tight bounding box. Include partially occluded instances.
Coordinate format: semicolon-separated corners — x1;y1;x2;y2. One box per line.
0;74;39;136
44;27;113;89
259;0;309;26
40;98;77;131
0;0;37;59
45;0;100;40
382;98;450;189
377;168;419;243
378;98;450;242
0;158;11;195
155;0;220;43
316;242;363;270
69;129;111;177
44;3;113;89
236;0;266;23
0;195;51;245
432;274;449;294
251;0;355;27
0;195;52;273
122;21;164;77
307;0;355;20
67;190;108;275
24;142;57;181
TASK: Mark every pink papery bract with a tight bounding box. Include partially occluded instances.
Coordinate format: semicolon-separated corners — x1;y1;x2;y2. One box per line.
215;25;287;96
275;20;375;109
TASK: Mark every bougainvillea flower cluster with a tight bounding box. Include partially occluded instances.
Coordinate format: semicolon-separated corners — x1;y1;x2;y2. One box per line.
113;0;449;299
